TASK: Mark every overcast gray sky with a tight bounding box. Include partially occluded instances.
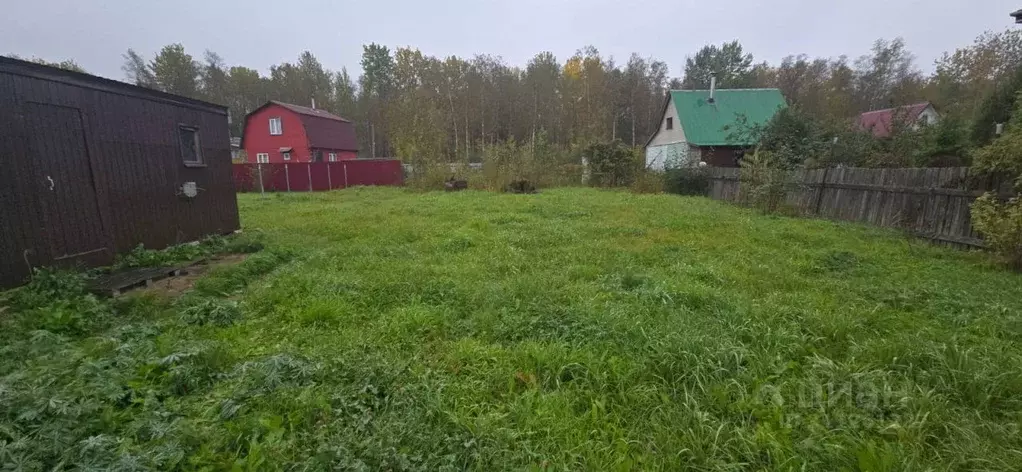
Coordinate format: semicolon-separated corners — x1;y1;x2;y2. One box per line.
2;0;1019;80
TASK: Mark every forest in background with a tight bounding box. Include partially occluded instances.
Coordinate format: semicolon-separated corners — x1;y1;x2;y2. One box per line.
8;29;1022;167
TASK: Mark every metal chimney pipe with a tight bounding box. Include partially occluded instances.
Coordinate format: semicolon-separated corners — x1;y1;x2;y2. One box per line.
709;73;717;103
311;98;316;109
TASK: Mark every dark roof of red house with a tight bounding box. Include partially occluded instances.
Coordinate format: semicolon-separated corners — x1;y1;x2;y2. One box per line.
857;102;932;138
246;101;358;151
269;100;351;122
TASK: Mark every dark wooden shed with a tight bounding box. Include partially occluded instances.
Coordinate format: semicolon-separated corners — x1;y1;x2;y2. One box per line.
0;57;240;288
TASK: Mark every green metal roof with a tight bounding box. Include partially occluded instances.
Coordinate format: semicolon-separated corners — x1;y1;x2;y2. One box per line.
671;89;787;146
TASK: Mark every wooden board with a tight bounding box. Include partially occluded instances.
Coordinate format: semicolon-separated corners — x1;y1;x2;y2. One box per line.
90;266;185;297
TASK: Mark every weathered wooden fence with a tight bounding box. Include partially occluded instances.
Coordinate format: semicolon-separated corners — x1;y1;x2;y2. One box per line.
705;166;1013;248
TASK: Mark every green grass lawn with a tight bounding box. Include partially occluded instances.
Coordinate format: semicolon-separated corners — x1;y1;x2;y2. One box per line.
4;187;1022;470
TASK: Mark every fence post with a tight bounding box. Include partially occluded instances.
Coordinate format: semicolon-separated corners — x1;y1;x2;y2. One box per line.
257;164;264;196
307;164;313;191
285;164;291;192
813;167;830;215
344;163;349;187
327;163;332;189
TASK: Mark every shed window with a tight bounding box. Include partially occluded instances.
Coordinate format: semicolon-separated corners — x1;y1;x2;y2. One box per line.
179;125;202;165
312;150;323;162
665;117;673;130
328;152;337;162
282;151;291;161
256;153;269;163
269;117;283;135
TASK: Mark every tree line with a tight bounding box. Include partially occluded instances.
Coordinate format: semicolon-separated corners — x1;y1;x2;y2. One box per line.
9;30;1022;163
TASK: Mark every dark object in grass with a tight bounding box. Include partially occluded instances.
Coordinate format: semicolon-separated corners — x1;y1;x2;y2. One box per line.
89;265;189;297
444;177;468;192
505;180;537;194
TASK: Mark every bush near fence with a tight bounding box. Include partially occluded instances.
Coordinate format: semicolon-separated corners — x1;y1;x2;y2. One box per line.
701;166;1015;248
232;160;403;192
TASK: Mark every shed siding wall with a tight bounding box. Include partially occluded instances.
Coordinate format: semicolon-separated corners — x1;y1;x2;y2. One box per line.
0;68;239;288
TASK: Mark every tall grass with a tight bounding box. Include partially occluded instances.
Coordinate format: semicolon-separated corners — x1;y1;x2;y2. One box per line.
3;188;1022;469
406;136;584;191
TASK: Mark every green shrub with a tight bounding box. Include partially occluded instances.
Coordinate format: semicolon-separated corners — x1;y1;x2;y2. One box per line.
482;134;578;190
629;169;666;194
585;141;641;187
740;148;789;214
665;167;710;196
971;194;1022;270
8;268;89;311
969;93;1022;270
22;295;109;335
113;234;263;270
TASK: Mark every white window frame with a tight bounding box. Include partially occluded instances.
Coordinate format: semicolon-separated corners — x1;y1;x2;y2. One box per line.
269;117;283;135
256;153;269;163
282;151;291;161
328;152;337;162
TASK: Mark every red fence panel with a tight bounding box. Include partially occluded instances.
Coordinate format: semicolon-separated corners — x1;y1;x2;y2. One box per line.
309;162;332;190
266;164;290;191
233;165;255;192
233;160;403;192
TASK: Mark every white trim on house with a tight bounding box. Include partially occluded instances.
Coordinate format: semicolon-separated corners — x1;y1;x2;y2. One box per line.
256;153;269;163
328;152;337;162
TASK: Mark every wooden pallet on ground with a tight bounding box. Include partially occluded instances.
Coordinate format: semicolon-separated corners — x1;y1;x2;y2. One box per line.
90;265;190;297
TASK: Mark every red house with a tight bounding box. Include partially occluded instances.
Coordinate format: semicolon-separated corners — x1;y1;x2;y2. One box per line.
857;102;940;138
242;101;358;164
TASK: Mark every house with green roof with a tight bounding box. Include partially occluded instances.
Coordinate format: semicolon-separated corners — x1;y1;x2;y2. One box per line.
644;88;787;169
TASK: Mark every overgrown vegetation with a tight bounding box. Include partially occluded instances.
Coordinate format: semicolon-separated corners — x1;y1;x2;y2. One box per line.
971;193;1022;270
0;237;292;470
739;148;791;214
407;133;583;191
584;140;642;188
113;234;264;270
5;188;1022;469
408;137;657;193
970;94;1022;270
664;166;710;196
